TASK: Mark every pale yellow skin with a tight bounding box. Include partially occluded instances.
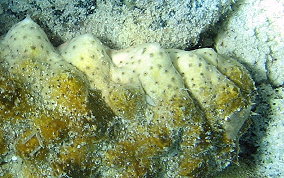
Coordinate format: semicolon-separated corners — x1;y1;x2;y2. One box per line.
0;17;254;177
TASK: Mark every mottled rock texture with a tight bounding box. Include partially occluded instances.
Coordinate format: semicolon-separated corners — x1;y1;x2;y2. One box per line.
215;0;284;87
0;0;235;49
215;1;284;177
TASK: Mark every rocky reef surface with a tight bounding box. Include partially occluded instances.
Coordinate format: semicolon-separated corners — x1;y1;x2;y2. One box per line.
0;17;255;177
0;0;235;49
215;0;284;86
214;0;284;177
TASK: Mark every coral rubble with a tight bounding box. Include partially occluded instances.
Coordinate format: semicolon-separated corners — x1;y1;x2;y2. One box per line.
0;17;255;177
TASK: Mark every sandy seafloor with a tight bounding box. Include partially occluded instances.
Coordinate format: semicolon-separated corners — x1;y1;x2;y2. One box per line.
0;0;283;177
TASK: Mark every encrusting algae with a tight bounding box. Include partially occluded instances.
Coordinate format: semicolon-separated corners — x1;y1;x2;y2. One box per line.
0;17;255;177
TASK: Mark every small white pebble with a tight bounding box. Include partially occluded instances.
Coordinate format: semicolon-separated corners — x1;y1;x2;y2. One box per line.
11;156;18;162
